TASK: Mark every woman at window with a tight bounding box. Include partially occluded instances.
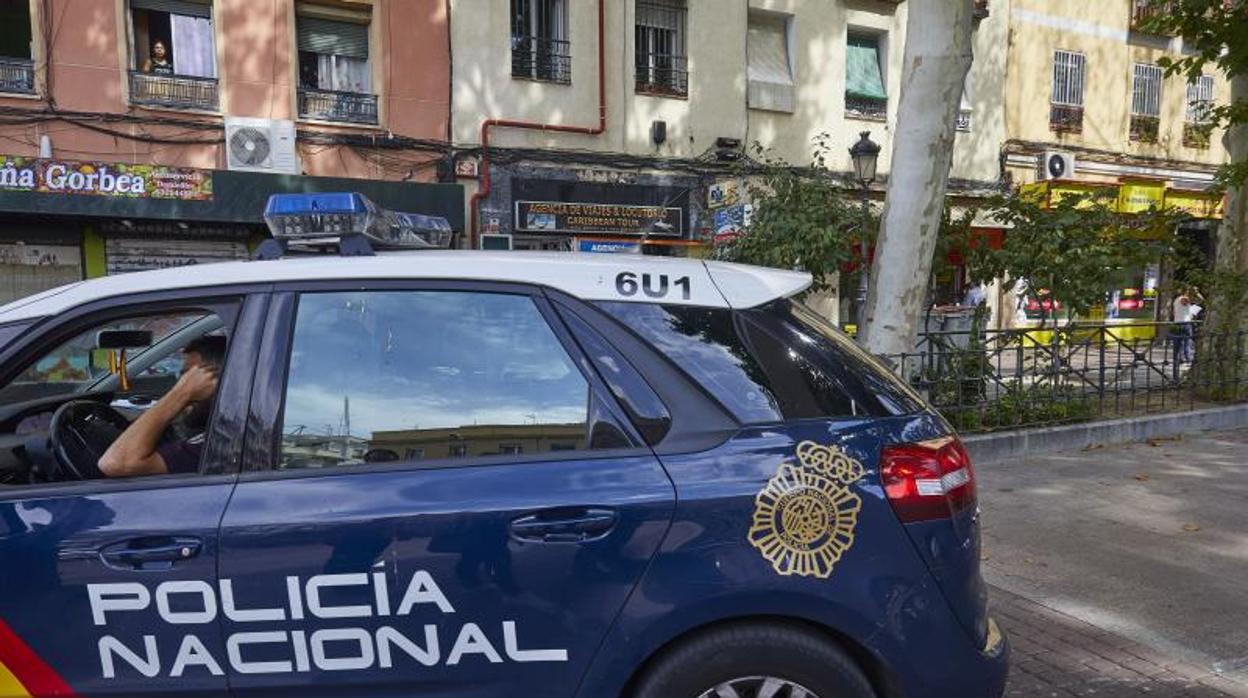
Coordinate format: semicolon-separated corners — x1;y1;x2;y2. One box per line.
142;40;174;75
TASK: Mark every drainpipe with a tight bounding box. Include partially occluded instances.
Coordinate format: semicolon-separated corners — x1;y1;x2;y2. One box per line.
467;0;608;249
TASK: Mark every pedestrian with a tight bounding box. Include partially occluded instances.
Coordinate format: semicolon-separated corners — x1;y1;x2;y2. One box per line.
142;40;174;76
1171;288;1195;364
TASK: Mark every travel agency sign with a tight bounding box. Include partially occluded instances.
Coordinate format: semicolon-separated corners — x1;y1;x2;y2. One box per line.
0;155;212;201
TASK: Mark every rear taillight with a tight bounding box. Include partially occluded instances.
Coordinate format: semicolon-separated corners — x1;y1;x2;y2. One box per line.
881;437;977;523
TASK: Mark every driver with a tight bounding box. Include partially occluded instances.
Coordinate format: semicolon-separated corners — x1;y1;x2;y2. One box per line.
98;336;225;478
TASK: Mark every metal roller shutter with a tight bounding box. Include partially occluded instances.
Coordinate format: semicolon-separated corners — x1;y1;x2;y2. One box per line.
130;0;212;18
296;17;369;59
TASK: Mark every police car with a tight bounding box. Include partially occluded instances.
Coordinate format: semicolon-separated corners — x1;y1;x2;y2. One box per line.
0;193;1007;697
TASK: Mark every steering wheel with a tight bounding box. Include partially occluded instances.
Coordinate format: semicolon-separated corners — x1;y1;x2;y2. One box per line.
48;400;132;481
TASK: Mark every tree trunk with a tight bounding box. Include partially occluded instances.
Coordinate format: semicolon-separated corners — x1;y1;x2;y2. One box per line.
859;0;974;358
1216;73;1248;299
1204;72;1248;398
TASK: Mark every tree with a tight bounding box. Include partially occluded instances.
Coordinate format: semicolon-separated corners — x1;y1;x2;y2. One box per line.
859;0;974;357
716;135;873;296
1141;1;1248;332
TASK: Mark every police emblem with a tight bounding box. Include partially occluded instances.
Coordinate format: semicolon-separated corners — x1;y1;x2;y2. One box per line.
748;441;866;579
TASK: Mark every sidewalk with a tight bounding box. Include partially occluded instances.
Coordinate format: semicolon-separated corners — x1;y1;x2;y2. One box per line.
977;428;1248;696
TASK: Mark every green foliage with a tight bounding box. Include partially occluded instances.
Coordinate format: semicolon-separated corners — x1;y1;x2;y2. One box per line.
715;135;875;294
960;189;1185;323
948;385;1097;432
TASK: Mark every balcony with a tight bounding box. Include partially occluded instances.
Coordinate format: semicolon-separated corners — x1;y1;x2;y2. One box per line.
635;54;688;97
298;88;379;125
0;57;35;95
846;94;887;121
1129;114;1160;143
1130;0;1172;33
129;71;218;111
1050;104;1084;134
1183;122;1212;149
511;36;571;84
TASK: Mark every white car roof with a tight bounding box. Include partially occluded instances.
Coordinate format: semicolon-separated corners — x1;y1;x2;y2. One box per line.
0;251;812;322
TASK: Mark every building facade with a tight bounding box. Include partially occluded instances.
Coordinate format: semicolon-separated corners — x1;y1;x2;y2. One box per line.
1001;0;1229;328
450;0;1008;262
0;0;461;303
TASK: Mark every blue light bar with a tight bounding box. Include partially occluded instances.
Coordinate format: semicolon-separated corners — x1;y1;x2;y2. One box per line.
263;192;453;249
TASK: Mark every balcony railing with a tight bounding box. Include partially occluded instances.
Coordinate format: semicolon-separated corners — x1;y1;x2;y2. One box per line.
511;36;571;84
0;57;35;95
846;94;887;121
1129;114;1160;143
1183;122;1212;149
129;71;218;111
298;88;379;125
1050;104;1084;134
636;54;688;97
1130;0;1172;32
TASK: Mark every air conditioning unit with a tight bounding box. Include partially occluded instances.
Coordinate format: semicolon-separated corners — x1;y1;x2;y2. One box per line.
1038;151;1076;181
225;117;299;174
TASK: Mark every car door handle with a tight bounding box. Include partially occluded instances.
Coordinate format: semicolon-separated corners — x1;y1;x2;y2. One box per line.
99;536;202;571
509;508;618;543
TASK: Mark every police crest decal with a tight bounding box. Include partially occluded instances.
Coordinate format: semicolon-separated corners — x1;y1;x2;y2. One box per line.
748;441;866;579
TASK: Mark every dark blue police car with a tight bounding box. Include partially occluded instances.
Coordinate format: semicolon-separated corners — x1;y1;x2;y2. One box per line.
0;193;1006;697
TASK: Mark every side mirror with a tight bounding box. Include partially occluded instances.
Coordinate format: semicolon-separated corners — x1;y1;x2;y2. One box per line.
96;330;153;392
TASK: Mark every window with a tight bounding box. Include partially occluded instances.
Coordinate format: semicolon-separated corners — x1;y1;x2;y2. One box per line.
845;33;886;121
278;291;599;470
747;12;794;113
1184;75;1215;149
511;0;570;84
1050;50;1086;133
635;0;687;97
128;0;218;110
296;5;378;124
0;0;35;94
1130;63;1163;143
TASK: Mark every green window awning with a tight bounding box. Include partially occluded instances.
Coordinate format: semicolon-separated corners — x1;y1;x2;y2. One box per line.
846;34;886;100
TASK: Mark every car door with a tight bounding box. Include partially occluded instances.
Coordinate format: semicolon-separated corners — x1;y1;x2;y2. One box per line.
0;291;265;696
216;282;675;698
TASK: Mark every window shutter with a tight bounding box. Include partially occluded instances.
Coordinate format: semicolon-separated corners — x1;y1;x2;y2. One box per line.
747;13;794;112
297;17;369;59
130;0;212;18
845;34;886;100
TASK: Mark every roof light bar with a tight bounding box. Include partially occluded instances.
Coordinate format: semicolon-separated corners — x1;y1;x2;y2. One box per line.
263;192;453;251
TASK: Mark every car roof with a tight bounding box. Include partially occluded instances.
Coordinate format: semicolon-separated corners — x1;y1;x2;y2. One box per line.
0;251;812;322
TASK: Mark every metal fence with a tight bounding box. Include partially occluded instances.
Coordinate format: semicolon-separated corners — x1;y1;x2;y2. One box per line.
129;71;218;111
884;322;1248;433
511;36;572;84
0;57;35;94
298;87;379;125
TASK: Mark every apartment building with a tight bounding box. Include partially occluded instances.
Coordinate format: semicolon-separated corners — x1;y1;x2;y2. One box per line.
1001;0;1229;328
450;0;1007;257
0;0;460;302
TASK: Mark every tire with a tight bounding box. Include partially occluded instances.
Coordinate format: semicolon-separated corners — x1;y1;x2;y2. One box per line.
631;622;876;698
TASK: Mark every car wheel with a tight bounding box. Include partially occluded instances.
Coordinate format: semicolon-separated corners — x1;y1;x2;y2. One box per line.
632;622;875;698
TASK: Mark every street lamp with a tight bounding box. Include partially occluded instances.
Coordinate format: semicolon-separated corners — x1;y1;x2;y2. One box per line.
848;131;880;333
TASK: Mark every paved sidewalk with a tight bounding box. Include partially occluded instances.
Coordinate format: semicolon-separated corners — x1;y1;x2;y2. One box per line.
977;428;1248;697
994;586;1248;697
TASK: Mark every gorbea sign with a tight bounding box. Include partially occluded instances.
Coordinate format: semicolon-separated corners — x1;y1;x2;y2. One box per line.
0;155;212;201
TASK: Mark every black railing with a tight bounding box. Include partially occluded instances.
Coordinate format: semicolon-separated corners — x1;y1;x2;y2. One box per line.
511;36;571;84
1050;104;1084;133
883;321;1248;433
0;57;35;94
636;54;688;96
1130;114;1160;143
129;71;218;111
298;87;379;125
846;94;887;121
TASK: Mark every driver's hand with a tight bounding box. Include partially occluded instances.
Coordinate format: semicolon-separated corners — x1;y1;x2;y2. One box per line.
175;365;219;403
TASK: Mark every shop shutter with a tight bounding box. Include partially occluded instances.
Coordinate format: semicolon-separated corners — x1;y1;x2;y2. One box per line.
747;13;795;112
845;34;886;100
0;244;82;306
297;17;369;59
130;0;212;19
105;238;248;275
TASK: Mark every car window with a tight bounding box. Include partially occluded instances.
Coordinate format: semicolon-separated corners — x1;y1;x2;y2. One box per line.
596;302;783;424
279;291;596;469
0;312;205;405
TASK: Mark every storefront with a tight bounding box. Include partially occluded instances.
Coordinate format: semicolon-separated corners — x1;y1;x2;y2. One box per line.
475;163;709;255
0;155;464;303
